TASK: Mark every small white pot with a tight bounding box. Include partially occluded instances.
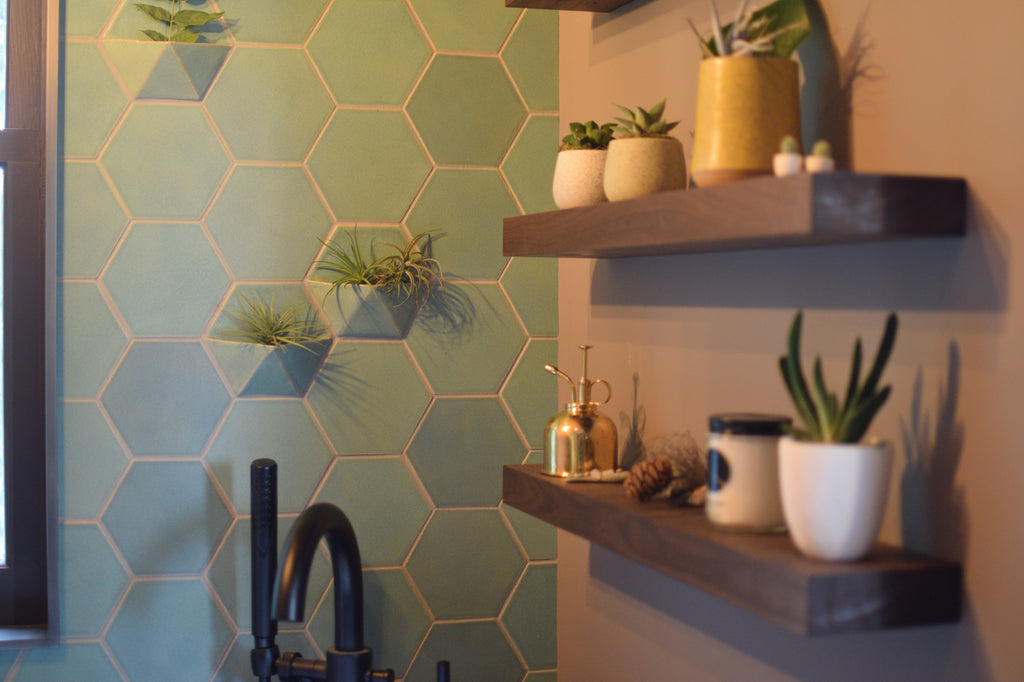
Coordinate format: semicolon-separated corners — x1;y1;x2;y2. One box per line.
603;137;687;202
551;148;608;209
778;436;893;561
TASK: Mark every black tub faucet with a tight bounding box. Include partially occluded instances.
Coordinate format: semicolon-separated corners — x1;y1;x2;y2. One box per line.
250;459;393;682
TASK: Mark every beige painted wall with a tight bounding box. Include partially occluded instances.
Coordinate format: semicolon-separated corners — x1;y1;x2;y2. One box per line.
556;1;1024;680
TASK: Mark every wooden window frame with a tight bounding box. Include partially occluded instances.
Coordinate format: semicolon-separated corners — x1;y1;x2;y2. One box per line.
0;0;57;649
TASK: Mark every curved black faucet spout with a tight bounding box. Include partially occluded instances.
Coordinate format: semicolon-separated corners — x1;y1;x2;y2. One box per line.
275;502;364;652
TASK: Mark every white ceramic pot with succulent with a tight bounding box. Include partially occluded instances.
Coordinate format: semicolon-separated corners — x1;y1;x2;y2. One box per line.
689;0;810;187
552;120;615;209
603;100;687;201
777;311;899;561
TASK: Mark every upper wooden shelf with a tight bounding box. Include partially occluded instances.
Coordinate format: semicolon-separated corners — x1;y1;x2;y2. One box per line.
503;172;967;258
506;0;634;11
503;464;962;635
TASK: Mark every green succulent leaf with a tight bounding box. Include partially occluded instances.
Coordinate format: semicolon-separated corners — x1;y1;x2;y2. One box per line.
779;310;898;443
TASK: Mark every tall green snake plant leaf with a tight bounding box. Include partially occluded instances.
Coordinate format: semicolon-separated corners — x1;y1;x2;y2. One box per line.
779;311;898;443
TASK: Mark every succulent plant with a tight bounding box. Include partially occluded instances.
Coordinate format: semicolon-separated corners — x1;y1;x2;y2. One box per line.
810;139;832;158
612;100;680;138
690;0;810;59
560;120;616;151
779;135;799;154
779;311;898;443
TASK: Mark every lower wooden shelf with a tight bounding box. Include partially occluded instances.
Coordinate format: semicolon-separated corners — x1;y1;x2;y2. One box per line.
503;464;962;635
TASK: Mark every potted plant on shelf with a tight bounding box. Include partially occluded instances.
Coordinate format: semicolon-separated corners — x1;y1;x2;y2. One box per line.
777;310;899;561
603;100;688;202
689;0;810;187
552;120;616;209
309;227;444;339
209;288;331;397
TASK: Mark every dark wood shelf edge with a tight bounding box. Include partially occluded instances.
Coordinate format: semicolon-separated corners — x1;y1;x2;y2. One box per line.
503;172;967;258
506;0;635;12
503;464;963;635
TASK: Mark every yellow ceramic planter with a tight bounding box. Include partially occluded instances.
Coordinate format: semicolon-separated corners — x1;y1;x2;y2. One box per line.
691;57;801;188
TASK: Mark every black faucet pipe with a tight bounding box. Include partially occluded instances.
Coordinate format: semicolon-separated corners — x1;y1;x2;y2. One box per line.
274;502;365;652
250;458;280;681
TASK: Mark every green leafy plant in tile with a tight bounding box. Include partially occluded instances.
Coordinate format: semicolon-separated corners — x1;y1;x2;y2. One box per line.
316;229;444;306
690;0;810;59
611;100;680;138
560;120;615;151
135;0;224;42
219;291;327;351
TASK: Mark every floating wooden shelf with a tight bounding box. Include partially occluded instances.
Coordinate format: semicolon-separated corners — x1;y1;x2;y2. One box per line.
506;0;634;11
503;172;967;258
503;464;963;635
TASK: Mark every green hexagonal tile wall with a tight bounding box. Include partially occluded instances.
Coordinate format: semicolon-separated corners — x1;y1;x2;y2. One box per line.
308;0;430;106
59;161;128;278
409;0;519;53
308;109;431;222
501;562;558;669
58;281;128;400
406;169;518;280
102;222;230;337
205;47;333;162
406;509;524;620
306;341;431;455
100;103;230;219
407;55;526;167
56;1;557;677
59;402;128;520
102;460;232;575
406;282;526;394
206;165;332;280
407;397;524;508
217;0;330;44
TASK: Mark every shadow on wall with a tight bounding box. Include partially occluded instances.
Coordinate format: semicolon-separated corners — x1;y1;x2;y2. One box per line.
590;187;1008;313
900;341;967;561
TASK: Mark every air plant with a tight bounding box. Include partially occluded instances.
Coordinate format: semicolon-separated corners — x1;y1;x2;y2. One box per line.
220;291;327;351
560;120;616;151
690;0;810;59
611;100;679;138
135;1;224;42
779;311;899;443
315;229;444;305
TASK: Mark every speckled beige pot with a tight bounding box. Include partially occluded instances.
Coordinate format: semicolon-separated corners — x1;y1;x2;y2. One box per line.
602;137;687;202
552;149;608;209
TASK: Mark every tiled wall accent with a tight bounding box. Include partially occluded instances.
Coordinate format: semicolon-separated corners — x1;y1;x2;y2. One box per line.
1;1;559;680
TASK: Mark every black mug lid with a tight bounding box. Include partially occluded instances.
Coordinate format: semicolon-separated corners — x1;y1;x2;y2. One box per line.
708;413;792;436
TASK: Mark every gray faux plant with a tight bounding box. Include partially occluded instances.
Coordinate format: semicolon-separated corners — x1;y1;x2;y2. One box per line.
779;310;898;443
691;0;810;59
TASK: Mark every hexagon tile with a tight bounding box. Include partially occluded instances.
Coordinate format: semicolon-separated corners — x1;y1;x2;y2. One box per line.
56;0;558;677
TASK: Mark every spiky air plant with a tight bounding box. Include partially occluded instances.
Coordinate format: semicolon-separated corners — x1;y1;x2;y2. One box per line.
779;311;899;443
221;291;327;352
316;229;444;306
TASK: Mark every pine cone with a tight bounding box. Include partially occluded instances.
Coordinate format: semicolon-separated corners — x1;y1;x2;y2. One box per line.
624;457;673;501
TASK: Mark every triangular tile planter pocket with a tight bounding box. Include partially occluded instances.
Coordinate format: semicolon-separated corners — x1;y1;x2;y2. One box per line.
103;40;230;101
208;338;331;397
309;282;423;340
